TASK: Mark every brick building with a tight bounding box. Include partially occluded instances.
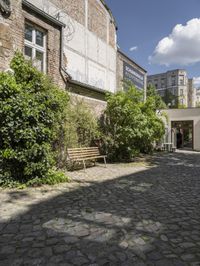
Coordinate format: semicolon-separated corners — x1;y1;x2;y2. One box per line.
0;0;117;115
117;49;147;99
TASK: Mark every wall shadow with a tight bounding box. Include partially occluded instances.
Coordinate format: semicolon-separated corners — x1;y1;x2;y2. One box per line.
0;152;200;265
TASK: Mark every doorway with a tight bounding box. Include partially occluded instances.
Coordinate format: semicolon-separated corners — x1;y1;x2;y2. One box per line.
171;121;194;150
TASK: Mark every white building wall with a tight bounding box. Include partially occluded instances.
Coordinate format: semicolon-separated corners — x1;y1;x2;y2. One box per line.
163;109;200;151
27;0;117;93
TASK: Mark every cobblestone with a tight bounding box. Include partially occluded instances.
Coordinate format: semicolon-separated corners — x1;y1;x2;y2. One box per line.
0;151;200;265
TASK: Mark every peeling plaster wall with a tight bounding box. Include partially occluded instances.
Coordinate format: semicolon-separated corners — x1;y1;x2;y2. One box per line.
26;0;117;93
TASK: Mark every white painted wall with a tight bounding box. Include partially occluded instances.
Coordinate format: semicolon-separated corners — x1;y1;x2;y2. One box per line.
28;0;117;93
163;108;200;151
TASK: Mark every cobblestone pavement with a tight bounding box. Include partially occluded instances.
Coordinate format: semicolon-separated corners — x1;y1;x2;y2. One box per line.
0;151;200;266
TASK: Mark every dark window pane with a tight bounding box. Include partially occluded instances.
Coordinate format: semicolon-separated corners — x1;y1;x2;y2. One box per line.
24;46;32;59
36;30;44;47
25;24;33;42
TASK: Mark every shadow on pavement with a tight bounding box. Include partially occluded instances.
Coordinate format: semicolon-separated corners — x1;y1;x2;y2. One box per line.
0;152;200;265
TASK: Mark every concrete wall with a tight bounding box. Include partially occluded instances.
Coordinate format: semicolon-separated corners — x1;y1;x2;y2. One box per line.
163;108;200;151
29;0;117;93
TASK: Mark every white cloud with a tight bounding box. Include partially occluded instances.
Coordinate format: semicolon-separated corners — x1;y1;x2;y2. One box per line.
129;46;138;52
149;18;200;66
193;77;200;87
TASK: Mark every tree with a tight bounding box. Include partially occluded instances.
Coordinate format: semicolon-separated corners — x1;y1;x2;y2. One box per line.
147;84;166;110
100;86;165;161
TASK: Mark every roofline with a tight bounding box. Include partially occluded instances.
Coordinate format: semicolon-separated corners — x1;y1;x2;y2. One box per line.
100;0;118;30
68;79;109;95
22;0;66;28
117;49;147;73
148;69;187;77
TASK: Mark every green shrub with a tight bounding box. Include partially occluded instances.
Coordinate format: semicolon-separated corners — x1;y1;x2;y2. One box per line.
0;169;69;188
55;99;100;167
26;169;69;187
0;52;69;183
100;87;165;161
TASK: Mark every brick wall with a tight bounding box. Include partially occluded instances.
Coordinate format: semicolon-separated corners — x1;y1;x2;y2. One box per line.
70;93;107;117
88;0;107;43
109;22;116;49
0;0;65;88
50;0;85;26
0;0;23;71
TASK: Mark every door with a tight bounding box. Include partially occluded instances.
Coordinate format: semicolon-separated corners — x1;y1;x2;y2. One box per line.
171;121;194;150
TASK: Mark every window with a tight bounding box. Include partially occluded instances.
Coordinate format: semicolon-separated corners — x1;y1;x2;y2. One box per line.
179;75;184;85
24;23;46;72
161;78;165;88
154;79;158;89
158;89;165;97
180;89;184;96
171;75;176;86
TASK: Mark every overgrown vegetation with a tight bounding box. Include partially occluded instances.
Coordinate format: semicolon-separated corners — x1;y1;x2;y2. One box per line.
100;86;165;161
0;53;166;187
55;99;100;168
147;84;166;110
0;52;69;186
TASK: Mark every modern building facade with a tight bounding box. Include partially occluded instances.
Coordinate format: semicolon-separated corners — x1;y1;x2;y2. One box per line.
162;108;200;151
117;49;147;98
147;70;196;108
0;0;118;115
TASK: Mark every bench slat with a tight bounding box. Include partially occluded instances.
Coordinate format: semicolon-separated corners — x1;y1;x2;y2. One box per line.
73;155;106;161
68;152;100;156
68;147;98;151
69;155;105;160
67;146;107;171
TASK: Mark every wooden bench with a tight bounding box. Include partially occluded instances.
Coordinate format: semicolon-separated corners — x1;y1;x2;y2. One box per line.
67;147;107;171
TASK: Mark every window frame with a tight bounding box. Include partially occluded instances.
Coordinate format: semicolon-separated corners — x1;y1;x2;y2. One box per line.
171;75;176;86
24;21;47;73
179;75;185;86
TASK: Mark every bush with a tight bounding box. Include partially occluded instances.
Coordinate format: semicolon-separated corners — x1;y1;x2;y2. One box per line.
100;87;165;161
26;169;69;187
0;169;69;188
55;99;100;167
0;52;69;184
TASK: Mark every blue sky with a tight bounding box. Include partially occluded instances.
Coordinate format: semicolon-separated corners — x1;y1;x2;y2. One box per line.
106;0;200;85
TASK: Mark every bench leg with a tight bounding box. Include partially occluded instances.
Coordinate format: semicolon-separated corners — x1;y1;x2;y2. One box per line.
103;156;107;168
83;160;86;172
